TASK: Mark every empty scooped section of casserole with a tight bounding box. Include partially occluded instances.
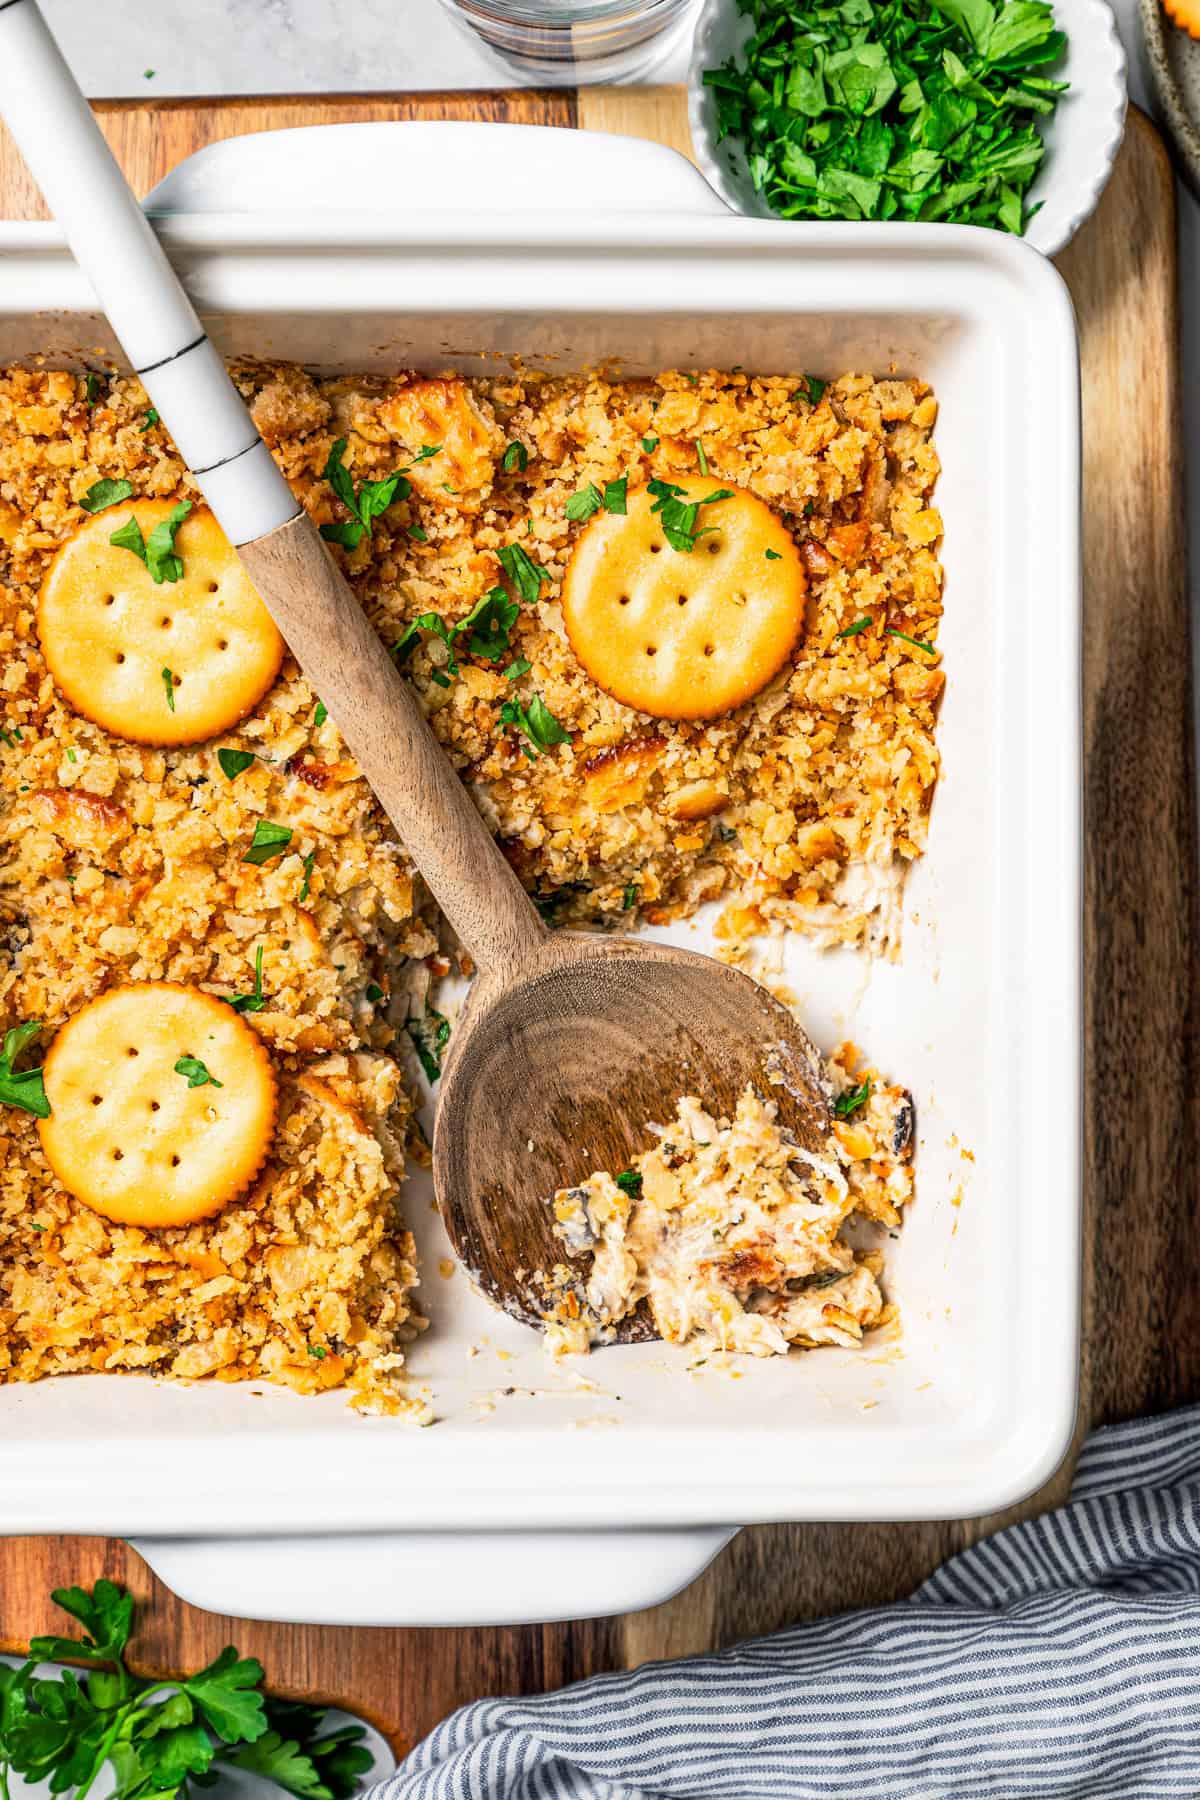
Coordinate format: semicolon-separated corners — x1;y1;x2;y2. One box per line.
543;1050;913;1357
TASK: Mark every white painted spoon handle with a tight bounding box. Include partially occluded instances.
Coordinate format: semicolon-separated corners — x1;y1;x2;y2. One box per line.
0;0;296;546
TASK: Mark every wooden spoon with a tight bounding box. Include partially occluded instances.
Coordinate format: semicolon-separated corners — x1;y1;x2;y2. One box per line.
0;0;831;1342
246;525;832;1340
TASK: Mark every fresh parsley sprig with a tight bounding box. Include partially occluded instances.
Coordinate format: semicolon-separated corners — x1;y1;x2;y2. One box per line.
0;1579;372;1800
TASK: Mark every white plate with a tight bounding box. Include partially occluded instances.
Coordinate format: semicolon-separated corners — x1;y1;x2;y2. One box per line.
689;0;1128;255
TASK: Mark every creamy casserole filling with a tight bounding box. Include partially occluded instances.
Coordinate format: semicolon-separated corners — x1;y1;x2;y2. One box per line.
543;1052;913;1357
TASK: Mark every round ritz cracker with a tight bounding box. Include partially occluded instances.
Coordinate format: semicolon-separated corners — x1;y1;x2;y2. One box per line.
38;500;284;746
38;982;278;1229
561;477;807;720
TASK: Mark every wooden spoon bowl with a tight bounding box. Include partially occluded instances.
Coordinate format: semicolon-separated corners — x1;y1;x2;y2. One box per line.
436;931;831;1339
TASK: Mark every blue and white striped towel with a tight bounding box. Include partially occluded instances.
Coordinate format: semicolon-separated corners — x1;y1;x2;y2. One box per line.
374;1408;1200;1799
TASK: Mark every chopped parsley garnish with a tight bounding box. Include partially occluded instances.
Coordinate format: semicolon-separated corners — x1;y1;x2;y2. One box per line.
139;408;159;432
230;944;266;1014
566;476;628;523
887;627;936;654
406;1004;450;1082
792;376;827;406
502;441;529;473
622;883;638;910
319;436;433;550
696;440;710;476
505;657;532;681
81;477;134;514
702;0;1068;234
83;373;102;406
647;480;734;553
394;587;519;675
765;548;782;561
834;1079;871;1119
365;982;384;1004
175;1055;222;1090
110;498;192;584
218;747;255;780
566;482;604;523
642;434;659;454
464;589;520;662
243;819;292;865
441;482;458;496
313;701;328;727
838;615;874;639
500;694;572;759
161;667;177;711
66;748;76;763
298;850;316;903
307;1343;328;1360
615;1168;643;1197
408;523;429;542
0;1021;49;1118
497;540;550;605
394;614;451;666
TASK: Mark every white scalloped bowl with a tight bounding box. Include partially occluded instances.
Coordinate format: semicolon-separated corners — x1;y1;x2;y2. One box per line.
689;0;1128;256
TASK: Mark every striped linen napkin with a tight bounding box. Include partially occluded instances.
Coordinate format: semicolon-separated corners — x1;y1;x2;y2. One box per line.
375;1408;1200;1799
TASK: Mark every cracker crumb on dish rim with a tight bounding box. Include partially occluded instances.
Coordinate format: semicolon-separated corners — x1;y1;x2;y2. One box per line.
0;360;944;1417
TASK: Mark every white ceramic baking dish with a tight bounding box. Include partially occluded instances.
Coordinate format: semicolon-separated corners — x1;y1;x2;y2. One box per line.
0;122;1081;1627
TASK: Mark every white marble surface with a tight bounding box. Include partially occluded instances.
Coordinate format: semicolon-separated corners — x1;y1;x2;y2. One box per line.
40;0;694;96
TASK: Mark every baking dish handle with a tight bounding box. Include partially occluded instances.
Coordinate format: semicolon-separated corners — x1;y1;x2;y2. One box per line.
142;120;730;220
132;1525;738;1628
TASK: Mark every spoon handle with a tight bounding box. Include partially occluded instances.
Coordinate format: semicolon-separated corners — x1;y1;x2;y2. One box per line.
0;0;548;982
239;517;549;980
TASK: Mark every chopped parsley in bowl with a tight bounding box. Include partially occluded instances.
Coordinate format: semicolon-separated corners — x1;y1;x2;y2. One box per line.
700;0;1069;233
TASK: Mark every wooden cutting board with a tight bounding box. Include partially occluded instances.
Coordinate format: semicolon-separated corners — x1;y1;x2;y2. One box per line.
0;91;1193;1761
